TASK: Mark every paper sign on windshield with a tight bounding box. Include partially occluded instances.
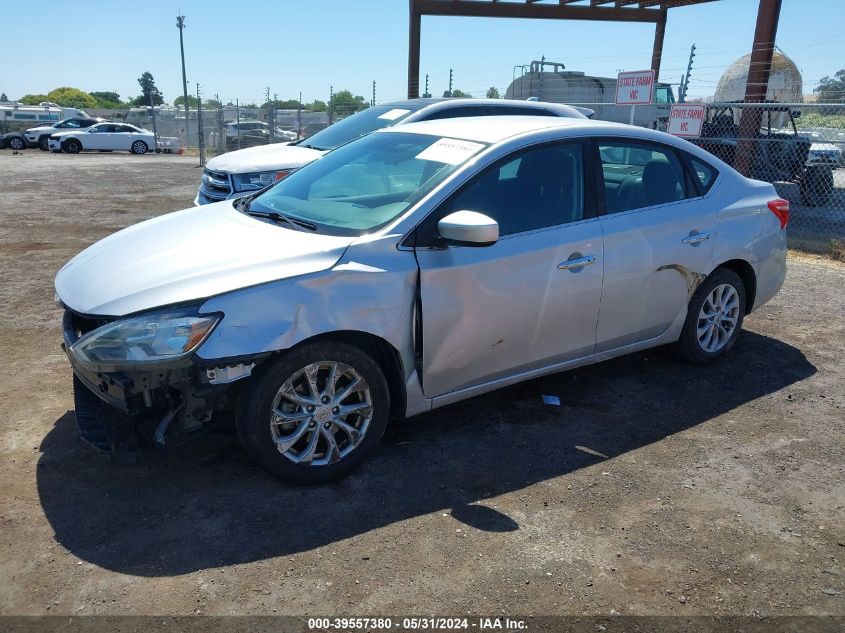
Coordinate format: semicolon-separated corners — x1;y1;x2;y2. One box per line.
667;104;706;138
615;70;655;105
416;138;485;165
378;108;411;121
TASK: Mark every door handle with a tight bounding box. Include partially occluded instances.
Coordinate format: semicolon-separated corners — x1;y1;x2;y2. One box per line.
682;231;711;245
558;255;597;270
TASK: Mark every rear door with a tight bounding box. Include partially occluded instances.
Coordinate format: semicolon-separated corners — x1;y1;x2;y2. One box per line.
593;138;716;351
414;140;604;397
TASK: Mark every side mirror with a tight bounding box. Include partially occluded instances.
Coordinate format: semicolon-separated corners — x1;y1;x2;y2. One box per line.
438;210;499;247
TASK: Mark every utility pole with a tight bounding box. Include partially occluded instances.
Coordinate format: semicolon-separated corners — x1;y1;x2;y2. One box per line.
372;80;376;106
423;74;430;98
176;14;190;149
236;98;241;150
196;82;204;166
297;90;302;139
447;68;453;97
679;43;696;103
328;85;334;124
538;55;546;101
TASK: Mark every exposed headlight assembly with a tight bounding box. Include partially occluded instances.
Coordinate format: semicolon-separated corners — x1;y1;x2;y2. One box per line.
232;170;293;192
71;308;221;365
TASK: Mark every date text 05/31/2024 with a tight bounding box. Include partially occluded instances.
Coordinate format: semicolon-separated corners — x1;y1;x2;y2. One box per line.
307;617;528;630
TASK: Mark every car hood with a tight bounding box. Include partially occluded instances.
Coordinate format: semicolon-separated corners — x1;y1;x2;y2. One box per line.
55;201;355;316
205;142;325;174
48;129;82;138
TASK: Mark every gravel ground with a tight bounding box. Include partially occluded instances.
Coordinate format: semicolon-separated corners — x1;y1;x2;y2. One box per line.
0;150;843;619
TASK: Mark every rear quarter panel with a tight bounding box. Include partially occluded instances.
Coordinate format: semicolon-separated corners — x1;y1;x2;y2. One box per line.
708;175;786;312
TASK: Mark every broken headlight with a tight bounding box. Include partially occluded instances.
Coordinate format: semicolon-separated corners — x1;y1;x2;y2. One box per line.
71;308;220;364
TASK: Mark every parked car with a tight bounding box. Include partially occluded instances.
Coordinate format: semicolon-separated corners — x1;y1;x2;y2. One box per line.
25;117;104;151
195;98;590;205
805;131;843;167
0;130;28;150
693;102;834;207
48;123;156;154
56;116;787;482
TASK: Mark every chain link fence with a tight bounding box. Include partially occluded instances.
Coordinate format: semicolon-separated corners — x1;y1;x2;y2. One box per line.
47;98;845;253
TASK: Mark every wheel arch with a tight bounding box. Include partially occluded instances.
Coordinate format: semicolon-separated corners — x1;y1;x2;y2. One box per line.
286;330;407;422
715;258;757;313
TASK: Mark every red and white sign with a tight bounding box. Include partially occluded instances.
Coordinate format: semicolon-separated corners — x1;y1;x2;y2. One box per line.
615;70;655;105
667;104;706;138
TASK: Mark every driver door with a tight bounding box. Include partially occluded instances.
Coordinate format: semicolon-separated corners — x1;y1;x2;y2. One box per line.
414;141;604;397
84;126;108;150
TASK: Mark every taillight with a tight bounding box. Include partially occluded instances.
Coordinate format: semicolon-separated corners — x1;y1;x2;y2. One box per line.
767;198;790;229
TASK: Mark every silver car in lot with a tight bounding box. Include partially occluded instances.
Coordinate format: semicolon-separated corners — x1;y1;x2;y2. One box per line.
55;116;788;483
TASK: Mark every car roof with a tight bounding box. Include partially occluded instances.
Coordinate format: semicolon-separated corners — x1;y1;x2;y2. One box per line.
380;115;629;144
381;97;587;117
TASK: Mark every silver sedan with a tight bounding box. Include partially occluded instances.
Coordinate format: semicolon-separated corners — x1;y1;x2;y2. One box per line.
56;116;788;482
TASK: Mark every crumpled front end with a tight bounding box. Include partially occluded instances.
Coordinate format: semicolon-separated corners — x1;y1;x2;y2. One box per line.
61;308;263;459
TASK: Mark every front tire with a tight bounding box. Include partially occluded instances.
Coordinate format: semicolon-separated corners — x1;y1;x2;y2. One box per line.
9;136;25;150
236;341;390;484
130;140;148;155
64;139;81;154
38;136;50;151
673;268;746;364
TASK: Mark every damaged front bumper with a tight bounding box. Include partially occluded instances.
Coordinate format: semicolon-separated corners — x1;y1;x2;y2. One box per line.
61;309;262;457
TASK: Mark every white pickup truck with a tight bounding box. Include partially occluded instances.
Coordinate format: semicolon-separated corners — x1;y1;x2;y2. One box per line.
195;98;592;205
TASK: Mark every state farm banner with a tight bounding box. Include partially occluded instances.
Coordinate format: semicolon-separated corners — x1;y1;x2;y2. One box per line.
615;70;656;105
668;104;706;137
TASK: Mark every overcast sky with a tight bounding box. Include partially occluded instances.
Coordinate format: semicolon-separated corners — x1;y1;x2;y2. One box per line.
2;0;842;105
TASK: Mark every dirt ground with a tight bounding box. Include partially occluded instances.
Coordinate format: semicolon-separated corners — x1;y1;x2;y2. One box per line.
0;150;843;620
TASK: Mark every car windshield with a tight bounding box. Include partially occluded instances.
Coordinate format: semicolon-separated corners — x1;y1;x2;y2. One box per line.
298;104;423;151
247;131;487;236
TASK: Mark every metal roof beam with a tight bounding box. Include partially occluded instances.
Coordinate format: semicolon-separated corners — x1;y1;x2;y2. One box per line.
412;0;663;23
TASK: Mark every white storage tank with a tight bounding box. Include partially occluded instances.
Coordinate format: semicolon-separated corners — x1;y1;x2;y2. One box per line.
714;49;803;103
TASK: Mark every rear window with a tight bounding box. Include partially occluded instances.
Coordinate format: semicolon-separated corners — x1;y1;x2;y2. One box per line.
688;156;718;194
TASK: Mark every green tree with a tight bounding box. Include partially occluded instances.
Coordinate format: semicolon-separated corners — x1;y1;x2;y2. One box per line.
814;69;845;102
174;95;199;108
485;87;500;99
132;71;164;106
0;93;8;102
46;87;97;109
451;89;472;98
90;91;122;108
306;100;327;112
19;94;50;105
330;90;368;116
263;98;304;110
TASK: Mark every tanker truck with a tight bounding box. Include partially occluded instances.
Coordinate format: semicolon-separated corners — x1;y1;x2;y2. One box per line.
506;60;675;129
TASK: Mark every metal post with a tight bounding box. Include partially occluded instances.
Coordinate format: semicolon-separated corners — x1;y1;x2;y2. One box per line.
148;91;158;145
735;0;782;176
407;1;421;98
297;91;302;139
650;9;667;80
372;80;376;106
236;98;241;150
328;86;333;125
423;74;430;98
177;15;190;149
196;83;204;166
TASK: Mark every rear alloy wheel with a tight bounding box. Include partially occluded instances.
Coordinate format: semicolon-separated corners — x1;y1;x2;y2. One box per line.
673;268;746;364
236;341;390;484
8;136;25;150
64;139;81;154
130;140;148;155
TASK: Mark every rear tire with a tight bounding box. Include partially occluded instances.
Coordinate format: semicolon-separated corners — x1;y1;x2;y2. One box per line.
130;140;148;155
800;166;833;207
9;136;25;150
64;139;81;154
236;341;390;484
672;268;746;365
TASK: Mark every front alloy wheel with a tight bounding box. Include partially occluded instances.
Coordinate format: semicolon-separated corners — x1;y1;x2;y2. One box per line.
271;361;373;466
237;341;390;483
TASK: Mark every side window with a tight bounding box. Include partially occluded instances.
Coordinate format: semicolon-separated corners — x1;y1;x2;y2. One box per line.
437;142;585;237
488;105;558;117
598;141;688;214
688;155;718;194
424;106;492;120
